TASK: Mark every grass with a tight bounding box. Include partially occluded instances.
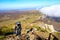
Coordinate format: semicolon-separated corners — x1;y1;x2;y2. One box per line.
0;12;60;40
0;35;4;40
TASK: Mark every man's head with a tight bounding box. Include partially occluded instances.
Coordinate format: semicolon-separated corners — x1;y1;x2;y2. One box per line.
17;21;21;24
16;21;21;26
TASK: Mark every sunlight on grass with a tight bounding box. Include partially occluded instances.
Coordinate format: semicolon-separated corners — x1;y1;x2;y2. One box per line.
0;12;60;40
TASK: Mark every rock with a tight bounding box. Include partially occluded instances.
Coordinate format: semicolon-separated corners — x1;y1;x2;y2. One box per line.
44;24;56;32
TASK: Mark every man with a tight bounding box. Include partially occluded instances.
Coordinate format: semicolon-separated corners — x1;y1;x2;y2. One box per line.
15;21;22;36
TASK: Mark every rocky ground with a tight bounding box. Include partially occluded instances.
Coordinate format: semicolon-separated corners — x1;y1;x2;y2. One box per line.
0;10;60;40
3;26;60;40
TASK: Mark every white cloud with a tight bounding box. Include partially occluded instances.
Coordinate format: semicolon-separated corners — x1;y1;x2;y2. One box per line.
40;5;60;17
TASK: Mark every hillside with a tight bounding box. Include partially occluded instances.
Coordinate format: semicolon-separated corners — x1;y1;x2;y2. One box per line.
36;16;60;31
0;10;60;40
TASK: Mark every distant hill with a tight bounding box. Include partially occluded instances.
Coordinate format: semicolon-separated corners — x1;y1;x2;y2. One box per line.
46;16;60;22
0;10;60;31
0;10;41;21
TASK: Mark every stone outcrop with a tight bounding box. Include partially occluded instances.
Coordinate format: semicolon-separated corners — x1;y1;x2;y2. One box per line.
38;23;56;33
44;24;56;32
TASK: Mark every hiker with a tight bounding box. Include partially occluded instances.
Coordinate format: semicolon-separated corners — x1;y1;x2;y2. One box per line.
15;21;22;36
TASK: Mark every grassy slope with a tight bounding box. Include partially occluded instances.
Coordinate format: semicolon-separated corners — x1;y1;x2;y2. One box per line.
0;10;60;40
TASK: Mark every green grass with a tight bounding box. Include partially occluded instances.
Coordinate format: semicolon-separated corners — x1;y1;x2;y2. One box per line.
0;35;4;40
0;13;60;40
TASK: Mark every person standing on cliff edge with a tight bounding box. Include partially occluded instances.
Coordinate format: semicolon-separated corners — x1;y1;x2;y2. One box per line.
15;21;22;36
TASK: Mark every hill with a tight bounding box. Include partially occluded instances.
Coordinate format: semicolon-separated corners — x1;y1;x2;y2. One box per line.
0;10;60;40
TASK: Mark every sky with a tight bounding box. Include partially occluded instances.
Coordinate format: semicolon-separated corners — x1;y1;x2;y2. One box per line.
0;0;60;10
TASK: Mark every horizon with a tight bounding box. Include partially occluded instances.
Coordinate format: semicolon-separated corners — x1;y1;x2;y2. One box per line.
0;0;60;10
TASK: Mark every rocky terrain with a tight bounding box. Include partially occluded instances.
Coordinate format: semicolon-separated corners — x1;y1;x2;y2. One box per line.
0;10;60;40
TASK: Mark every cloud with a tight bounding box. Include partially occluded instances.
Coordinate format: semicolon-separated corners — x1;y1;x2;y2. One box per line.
40;5;60;17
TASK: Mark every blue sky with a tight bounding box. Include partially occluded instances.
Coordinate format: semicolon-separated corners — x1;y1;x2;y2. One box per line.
0;0;60;10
